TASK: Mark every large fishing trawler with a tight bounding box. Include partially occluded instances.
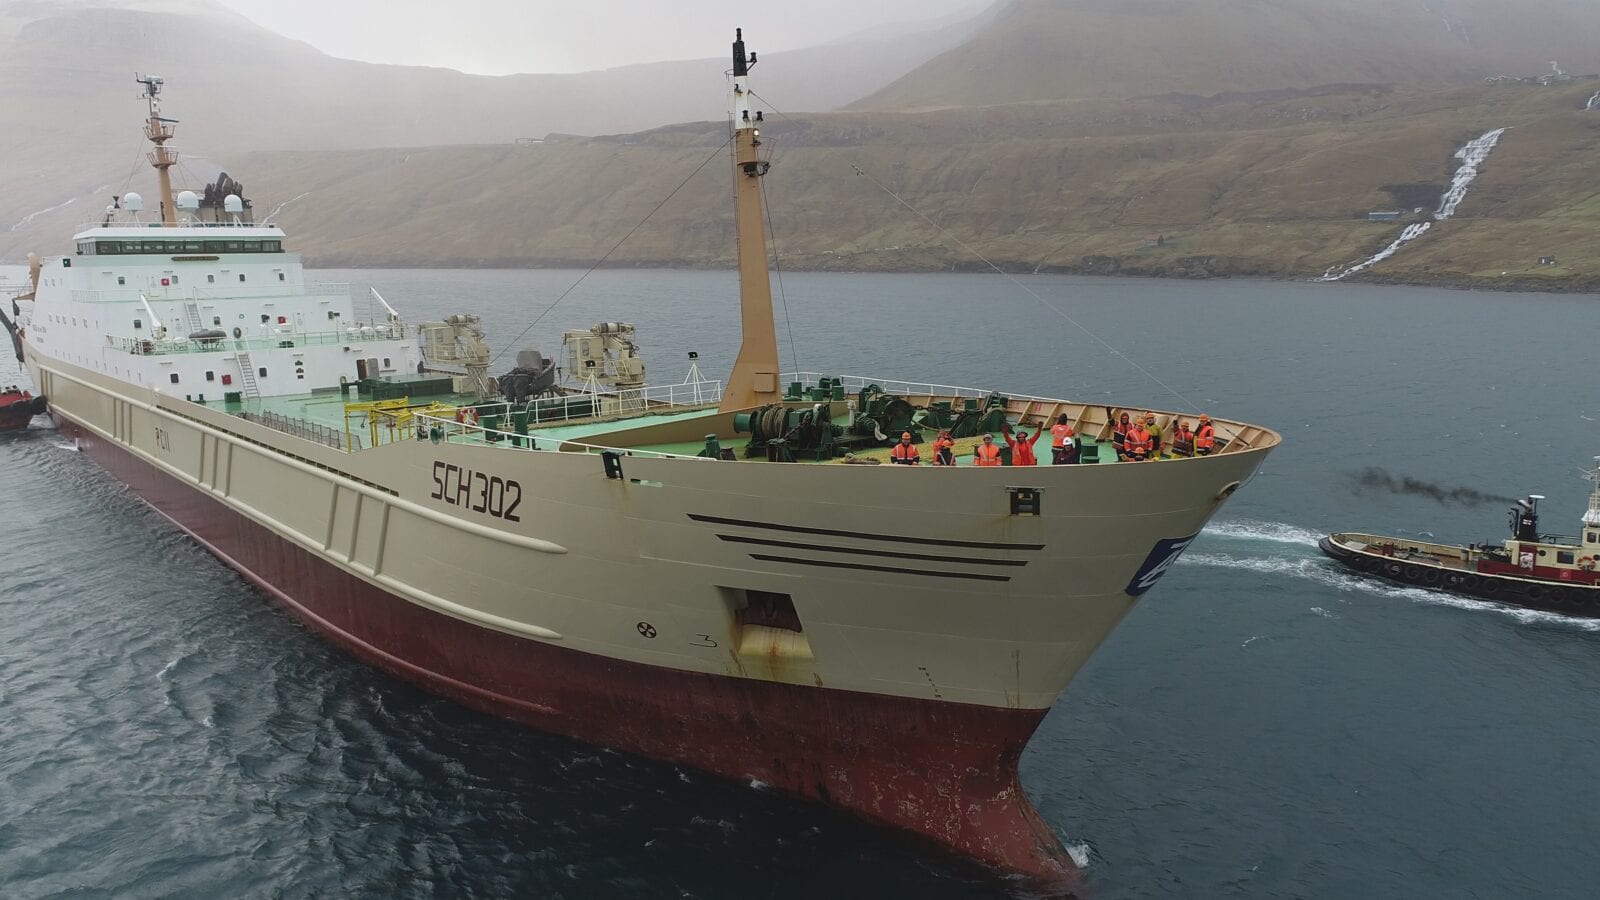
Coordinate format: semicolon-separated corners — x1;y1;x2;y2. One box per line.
11;35;1280;881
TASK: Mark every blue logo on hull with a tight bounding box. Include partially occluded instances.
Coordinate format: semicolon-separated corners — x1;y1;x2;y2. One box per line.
1126;533;1200;597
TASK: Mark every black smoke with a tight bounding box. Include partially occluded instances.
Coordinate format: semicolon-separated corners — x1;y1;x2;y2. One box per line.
1349;467;1518;507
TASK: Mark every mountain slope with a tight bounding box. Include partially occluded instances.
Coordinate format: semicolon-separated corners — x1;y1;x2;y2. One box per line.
0;0;986;237
855;0;1600;109
11;79;1595;291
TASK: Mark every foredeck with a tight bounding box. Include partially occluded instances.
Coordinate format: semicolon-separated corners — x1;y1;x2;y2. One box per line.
196;372;1278;464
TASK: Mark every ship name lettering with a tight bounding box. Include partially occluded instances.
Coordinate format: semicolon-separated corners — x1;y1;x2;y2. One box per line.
430;461;521;522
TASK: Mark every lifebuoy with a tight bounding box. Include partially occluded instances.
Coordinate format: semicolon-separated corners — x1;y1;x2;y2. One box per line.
1403;565;1421;581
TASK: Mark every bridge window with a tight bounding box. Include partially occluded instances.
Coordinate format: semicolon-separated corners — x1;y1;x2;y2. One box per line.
169;373;180;384
204;371;215;381
1559;551;1576;564
208;275;215;283
239;273;246;282
117;276;125;286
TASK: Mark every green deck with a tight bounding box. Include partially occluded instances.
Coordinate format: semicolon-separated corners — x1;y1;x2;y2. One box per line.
201;388;1142;465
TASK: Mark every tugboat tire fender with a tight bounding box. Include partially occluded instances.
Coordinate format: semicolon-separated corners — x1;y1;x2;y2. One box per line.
1462;574;1481;590
1386;562;1404;577
1444;573;1463;588
1525;585;1545;602
1421;569;1441;586
1403;565;1422;581
1480;579;1498;595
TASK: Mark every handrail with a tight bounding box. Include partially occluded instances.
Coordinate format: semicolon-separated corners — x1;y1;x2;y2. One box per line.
73;283;351;303
409;412;717;460
107;322;405;356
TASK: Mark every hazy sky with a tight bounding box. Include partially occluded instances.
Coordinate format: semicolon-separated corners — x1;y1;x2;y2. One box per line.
215;0;991;75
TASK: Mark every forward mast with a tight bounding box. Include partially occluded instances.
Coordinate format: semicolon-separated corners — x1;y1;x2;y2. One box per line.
718;28;782;413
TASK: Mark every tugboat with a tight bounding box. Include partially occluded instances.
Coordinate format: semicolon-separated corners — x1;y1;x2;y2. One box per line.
1321;460;1600;616
0;384;46;431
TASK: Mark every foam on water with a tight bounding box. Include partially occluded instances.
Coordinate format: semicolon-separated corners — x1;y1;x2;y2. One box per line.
1201;519;1323;547
1179;544;1600;632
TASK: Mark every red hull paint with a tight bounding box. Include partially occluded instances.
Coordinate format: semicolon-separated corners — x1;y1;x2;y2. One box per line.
0;392;37;431
56;416;1077;884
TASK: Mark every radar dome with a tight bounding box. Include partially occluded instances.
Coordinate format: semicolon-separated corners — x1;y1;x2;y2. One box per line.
123;192;144;212
175;190;200;211
223;194;244;214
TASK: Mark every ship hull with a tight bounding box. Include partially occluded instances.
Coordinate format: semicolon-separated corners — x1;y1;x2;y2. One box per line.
52;412;1075;881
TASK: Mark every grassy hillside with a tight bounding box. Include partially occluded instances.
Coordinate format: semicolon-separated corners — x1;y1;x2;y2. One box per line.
855;0;1600;109
10;79;1594;290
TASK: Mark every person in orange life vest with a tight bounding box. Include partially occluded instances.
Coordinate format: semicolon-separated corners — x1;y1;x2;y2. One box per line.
931;430;956;467
1170;419;1196;458
1112;411;1132;460
889;431;920;465
1049;413;1077;465
973;433;1003;466
1195;414;1217;455
1142;412;1164;458
1125;419;1154;461
1003;424;1041;466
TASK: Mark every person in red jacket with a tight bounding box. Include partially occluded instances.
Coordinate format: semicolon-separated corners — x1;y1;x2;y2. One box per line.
1004;425;1041;466
1112;411;1132;460
973;433;1003;466
1125;420;1154;461
889;431;920;465
1195;414;1217;455
1049;413;1077;465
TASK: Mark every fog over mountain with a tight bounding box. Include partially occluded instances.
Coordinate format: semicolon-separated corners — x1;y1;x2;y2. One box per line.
2;0;1596;289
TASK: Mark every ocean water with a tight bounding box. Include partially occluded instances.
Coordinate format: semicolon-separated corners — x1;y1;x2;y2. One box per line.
4;270;1600;899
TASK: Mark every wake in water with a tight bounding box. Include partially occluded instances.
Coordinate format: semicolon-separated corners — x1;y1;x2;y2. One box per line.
1191;519;1600;631
1346;467;1515;507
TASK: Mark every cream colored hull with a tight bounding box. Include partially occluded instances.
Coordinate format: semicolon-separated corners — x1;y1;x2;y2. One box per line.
29;353;1274;712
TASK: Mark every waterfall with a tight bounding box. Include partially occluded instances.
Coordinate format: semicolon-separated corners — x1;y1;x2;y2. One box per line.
1321;127;1506;282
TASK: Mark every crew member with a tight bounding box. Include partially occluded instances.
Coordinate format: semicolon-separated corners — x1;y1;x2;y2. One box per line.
1143;412;1164;459
1005;426;1041;466
1112;412;1132;461
1126;418;1154;461
1050;414;1077;465
1171;416;1196;454
890;431;920;465
1195;414;1217;456
932;430;956;467
973;433;1002;466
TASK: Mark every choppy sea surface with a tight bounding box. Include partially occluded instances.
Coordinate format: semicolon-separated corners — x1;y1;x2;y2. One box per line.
4;269;1600;899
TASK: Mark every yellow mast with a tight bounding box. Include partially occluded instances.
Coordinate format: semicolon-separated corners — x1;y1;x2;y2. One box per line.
137;75;179;226
718;29;782;413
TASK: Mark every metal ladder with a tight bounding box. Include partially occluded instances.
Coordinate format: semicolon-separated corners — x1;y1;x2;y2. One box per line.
235;351;261;398
182;300;204;335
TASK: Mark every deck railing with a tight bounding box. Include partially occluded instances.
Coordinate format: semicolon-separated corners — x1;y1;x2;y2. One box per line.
409;412;715;460
467;379;723;428
107;322;405;356
73;283;352;304
782;372;1041;402
242;409;358;451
